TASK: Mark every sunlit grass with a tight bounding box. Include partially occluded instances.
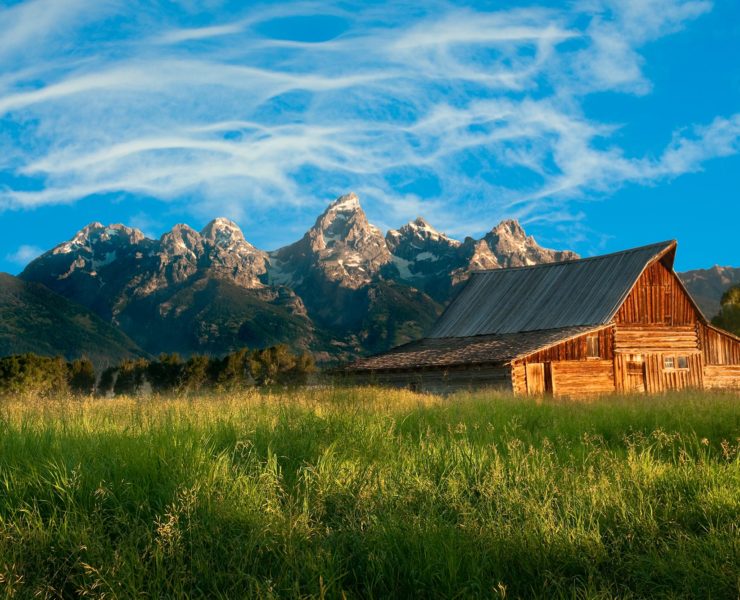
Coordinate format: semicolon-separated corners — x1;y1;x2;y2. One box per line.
0;388;738;598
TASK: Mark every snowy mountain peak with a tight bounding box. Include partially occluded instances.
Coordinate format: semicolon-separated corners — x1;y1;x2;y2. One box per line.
167;223;198;235
201;217;250;248
271;193;391;290
312;193;381;248
400;217;461;246
55;222;145;255
483;219;578;269
78;221;105;235
327;192;361;213
160;224;203;257
490;218;527;239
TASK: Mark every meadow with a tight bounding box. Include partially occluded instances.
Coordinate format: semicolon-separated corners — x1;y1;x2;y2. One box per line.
0;388;738;599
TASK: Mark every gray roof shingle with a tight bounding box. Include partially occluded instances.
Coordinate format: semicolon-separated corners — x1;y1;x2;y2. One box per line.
343;326;605;371
429;240;676;338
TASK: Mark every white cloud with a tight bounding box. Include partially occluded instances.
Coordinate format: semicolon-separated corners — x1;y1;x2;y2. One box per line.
5;244;43;266
0;0;733;240
0;0;93;57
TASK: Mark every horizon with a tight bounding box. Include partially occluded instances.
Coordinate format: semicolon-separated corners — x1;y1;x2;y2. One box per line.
1;0;739;273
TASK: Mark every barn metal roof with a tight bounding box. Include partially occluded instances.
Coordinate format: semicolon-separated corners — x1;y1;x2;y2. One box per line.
343;325;605;372
429;240;676;338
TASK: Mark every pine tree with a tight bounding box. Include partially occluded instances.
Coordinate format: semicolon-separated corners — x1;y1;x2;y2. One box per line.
214;349;252;391
68;358;96;395
180;355;212;393
712;284;740;336
114;359;149;396
147;354;184;393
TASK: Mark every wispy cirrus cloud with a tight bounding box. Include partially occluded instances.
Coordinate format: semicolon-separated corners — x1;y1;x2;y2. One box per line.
5;244;43;265
0;0;734;241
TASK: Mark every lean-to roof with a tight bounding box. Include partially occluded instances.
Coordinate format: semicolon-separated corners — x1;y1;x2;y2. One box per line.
345;325;604;372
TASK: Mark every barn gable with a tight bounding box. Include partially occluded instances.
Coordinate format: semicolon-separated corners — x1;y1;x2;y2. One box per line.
614;254;705;326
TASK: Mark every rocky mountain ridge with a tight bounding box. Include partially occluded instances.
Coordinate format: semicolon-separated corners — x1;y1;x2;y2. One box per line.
678;266;740;318
14;192;732;363
19;193;575;360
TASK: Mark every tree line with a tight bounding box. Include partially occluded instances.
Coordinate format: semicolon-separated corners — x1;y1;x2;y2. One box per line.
0;345;315;397
712;284;740;336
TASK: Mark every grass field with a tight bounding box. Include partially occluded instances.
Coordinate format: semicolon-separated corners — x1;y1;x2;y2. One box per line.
0;388;738;599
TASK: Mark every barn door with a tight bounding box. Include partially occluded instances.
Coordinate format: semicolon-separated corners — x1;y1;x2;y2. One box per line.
625;357;646;393
526;363;546;395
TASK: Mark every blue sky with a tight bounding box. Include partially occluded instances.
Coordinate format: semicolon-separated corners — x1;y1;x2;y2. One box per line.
0;0;738;273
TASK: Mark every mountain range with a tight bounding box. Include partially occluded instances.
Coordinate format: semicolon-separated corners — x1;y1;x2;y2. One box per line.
676;266;740;318
3;193;737;365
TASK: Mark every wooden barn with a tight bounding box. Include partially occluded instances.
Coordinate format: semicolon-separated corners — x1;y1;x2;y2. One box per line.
341;241;740;396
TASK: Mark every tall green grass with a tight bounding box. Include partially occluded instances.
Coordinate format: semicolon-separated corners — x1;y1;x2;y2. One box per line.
0;388;738;598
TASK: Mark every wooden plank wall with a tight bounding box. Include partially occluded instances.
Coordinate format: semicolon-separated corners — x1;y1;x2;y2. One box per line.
614;354;644;393
524;327;614;362
615;261;698;325
703;365;740;389
515;328;616;397
610;259;708;393
525;363;546;394
699;324;740;365
511;362;527;395
643;353;703;392
550;360;615;397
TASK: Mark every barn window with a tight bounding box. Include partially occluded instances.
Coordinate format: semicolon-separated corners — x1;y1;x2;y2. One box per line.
586;335;600;358
663;356;690;370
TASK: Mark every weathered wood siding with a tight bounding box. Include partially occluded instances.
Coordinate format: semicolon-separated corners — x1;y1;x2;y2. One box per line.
614;354;645;393
609;261;708;393
644;353;703;392
524;327;614;362
514;328;616;397
525;363;546;395
614;260;698;325
699;324;740;365
550;360;615;397
511;362;527;396
615;352;703;393
344;365;513;394
614;325;698;353
344;252;740;396
703;365;740;390
699;324;740;389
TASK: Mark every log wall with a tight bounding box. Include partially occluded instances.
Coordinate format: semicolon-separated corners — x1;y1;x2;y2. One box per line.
703;365;740;390
614;325;698;353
